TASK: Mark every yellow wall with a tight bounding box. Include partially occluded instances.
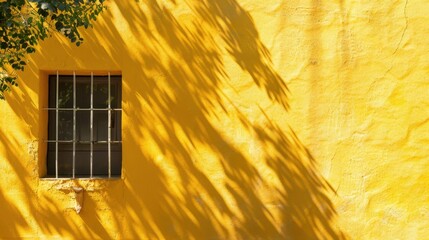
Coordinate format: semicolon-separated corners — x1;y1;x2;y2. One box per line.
0;0;428;239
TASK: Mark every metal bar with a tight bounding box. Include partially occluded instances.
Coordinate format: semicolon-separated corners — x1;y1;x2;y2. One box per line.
95;140;123;143
45;140;122;143
90;72;94;178
73;71;76;179
55;71;59;178
108;72;111;178
44;108;122;111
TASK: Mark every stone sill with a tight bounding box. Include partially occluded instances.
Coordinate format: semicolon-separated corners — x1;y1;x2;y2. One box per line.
38;176;123;192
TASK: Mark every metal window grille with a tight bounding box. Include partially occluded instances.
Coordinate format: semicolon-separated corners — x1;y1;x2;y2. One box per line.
46;72;122;178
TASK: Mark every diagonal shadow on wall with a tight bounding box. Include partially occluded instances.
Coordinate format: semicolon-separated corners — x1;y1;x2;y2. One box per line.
0;0;347;239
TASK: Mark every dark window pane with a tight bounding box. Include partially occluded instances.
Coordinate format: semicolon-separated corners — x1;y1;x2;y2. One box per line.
112;110;122;141
92;76;121;108
47;142;56;176
110;76;122;108
48;110;56;140
58;143;74;177
48;76;74;108
92;143;122;176
93;143;108;176
111;143;122;176
58;110;73;140
47;143;74;177
93;110;122;142
75;143;90;177
58;76;73;108
48;76;56;108
76;76;91;108
94;110;108;141
76;110;90;142
94;79;108;108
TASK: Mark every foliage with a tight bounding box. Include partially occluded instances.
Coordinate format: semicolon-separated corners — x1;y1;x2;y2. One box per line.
0;0;105;99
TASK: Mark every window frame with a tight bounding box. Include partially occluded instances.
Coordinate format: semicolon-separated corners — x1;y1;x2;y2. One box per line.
45;72;122;179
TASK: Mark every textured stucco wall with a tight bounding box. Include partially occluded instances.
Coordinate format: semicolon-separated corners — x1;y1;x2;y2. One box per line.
0;0;428;239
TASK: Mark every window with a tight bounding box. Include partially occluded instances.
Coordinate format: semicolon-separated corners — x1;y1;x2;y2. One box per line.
46;72;122;178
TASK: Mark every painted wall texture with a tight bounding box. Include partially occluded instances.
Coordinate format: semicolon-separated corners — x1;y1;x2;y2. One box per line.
0;0;428;239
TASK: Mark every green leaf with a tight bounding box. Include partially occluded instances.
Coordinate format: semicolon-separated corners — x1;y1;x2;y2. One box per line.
58;3;66;11
55;21;63;30
0;0;106;100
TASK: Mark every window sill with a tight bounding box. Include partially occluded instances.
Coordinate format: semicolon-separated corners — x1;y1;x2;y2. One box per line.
38;176;123;192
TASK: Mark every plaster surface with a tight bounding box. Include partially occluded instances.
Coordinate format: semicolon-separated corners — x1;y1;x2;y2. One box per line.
0;0;428;239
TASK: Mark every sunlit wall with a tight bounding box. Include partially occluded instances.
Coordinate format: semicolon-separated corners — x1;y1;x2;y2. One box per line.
0;0;428;239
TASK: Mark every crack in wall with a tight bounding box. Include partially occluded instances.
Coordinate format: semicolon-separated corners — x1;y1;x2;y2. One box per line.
379;0;409;81
393;0;409;56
